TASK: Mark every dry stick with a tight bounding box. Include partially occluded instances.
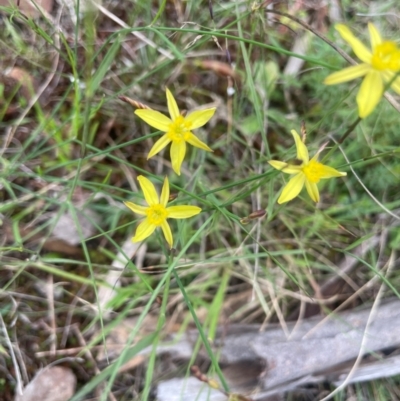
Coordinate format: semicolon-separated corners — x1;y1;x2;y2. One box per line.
260;6;400;143
0;16;61;157
258;7;364;152
261;7;354;62
71;325;118;401
60;285;88;348
46;275;57;355
90;1;174;60
36;345;110;358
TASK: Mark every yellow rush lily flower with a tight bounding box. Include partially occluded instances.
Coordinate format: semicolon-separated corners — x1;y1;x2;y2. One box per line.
135;88;216;175
324;23;400;118
268;130;347;204
124;175;201;248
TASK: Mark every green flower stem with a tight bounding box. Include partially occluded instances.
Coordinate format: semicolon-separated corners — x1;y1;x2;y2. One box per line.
322;70;400;163
141;272;170;401
336;70;400;146
172;268;230;393
337;116;362;144
98;217;213;400
321;116;362;164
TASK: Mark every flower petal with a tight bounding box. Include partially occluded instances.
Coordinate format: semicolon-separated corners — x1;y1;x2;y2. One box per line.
138;175;159;205
160;220;173;248
160;176;170;207
133;219;156;242
124;201;148;216
170;141;186;175
318;164;347;179
277;173;305;204
166;88;180;120
185;108;216;130
268;160;302;174
135;109;172;131
356;70;383;118
148;134;172;159
324;64;370;85
167;205;202;218
185;132;213;152
368;22;382;49
336;24;371;63
291;130;309;164
305;180;320;202
382;71;400;94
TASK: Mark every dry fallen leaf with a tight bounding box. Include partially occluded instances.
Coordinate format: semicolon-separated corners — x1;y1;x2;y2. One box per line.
0;0;53;18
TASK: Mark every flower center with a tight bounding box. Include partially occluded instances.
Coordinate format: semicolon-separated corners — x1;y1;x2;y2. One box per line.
371;41;400;71
146;204;168;226
168;115;192;143
302;159;324;184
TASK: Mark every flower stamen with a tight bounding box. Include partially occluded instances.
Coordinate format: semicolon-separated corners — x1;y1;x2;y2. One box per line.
302;159;324;184
168;116;192;142
146;204;168;226
371;41;400;71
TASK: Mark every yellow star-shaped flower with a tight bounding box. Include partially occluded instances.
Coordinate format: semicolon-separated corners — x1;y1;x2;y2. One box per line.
269;130;347;204
135;88;216;175
324;23;400;118
124;176;201;248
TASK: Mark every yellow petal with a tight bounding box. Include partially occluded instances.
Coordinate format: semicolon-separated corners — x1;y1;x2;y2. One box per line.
368;22;382;50
167;205;202;218
335;24;371;63
135;109;172;131
185;132;213;152
356;70;383;118
185;108;216;129
291;130;309;164
138;175;159;205
160;177;170;207
324;64;370;85
133;219;156;242
305;180;320;202
382;71;400;94
166;88;180;120
124;201;148;216
170;141;186;175
324;64;371;85
318;164;347;179
277;173;305;204
148;134;171;159
160;220;173;248
268;160;302;174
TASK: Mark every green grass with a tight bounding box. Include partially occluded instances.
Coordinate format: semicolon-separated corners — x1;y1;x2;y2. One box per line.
1;0;400;400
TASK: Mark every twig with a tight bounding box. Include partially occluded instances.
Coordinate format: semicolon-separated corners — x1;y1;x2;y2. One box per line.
47;275;57;355
0;18;61;157
260;6;400;113
71;325;118;401
90;1;174;60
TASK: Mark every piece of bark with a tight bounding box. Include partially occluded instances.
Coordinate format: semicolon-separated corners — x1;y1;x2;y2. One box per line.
155;299;400;400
